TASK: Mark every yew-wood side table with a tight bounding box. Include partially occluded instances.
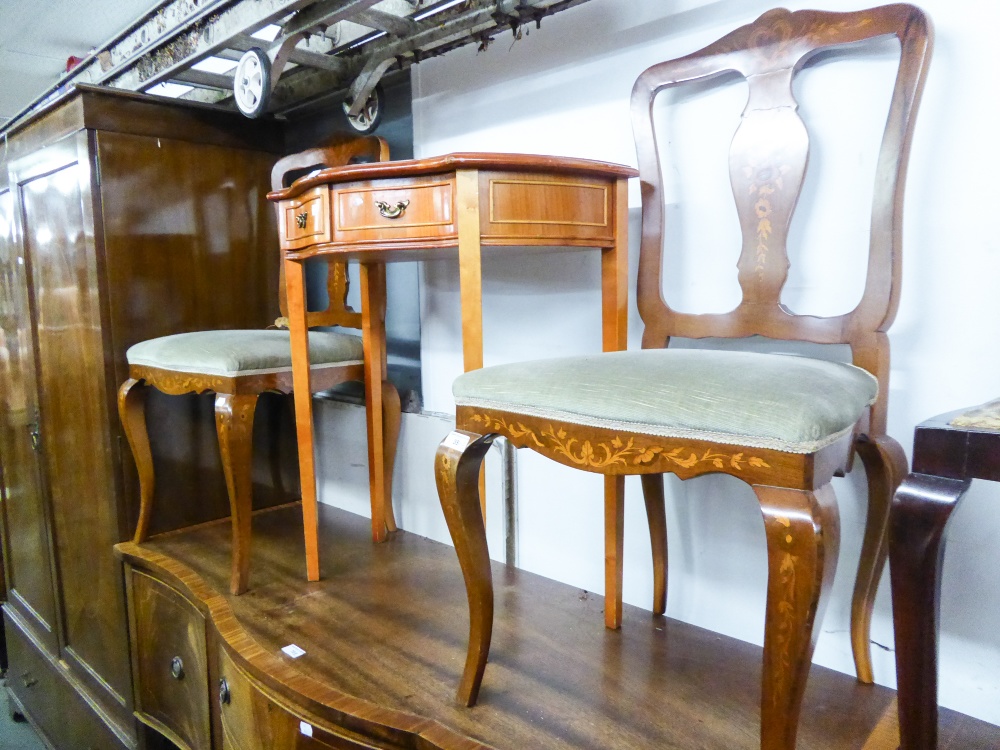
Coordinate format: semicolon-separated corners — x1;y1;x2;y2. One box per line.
268;153;637;580
889;401;1000;749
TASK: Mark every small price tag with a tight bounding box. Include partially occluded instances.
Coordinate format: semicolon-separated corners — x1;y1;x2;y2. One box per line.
443;431;471;451
299;721;313;737
281;644;306;659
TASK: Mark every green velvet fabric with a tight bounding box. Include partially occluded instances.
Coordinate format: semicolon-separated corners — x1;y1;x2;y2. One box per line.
126;329;363;377
453;350;878;453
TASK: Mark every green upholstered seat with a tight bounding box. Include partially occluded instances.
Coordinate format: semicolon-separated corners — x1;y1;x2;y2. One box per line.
126;329;364;377
453;350;878;454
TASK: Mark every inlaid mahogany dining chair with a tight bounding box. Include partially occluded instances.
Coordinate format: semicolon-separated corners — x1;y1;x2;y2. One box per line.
118;134;401;595
889;401;1000;750
434;6;931;749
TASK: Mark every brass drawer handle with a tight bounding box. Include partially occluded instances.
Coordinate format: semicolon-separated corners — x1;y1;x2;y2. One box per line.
29;408;41;452
170;656;185;680
295;212;309;229
375;199;409;219
218;678;231;706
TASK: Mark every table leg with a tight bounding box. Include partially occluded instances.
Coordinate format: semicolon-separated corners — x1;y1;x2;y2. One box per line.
889;473;970;750
455;169;483;372
284;258;320;582
361;261;389;542
602;177;629;353
601;179;630;629
455;169;488;518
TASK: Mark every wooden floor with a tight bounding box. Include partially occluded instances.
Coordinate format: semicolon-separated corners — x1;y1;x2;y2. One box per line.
145;503;1000;750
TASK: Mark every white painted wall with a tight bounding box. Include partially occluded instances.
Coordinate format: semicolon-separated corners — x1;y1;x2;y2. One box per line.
316;0;1000;727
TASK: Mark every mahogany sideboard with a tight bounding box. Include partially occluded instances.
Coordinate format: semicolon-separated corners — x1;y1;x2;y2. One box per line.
0;86;295;749
112;502;1000;750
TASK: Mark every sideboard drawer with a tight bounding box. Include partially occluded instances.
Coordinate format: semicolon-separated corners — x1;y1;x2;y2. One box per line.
217;644;383;750
130;569;211;750
218;644;299;750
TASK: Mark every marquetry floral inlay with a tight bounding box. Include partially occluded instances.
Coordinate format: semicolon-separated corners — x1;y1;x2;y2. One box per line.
634;445;770;471
469;414;545;448
744;163;789;279
137;369;225;395
469;413;770;471
770;514;798;705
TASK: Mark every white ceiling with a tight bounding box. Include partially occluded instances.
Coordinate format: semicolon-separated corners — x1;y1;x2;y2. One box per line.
0;0;161;126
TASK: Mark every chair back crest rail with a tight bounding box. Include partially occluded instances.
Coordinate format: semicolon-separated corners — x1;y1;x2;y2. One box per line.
271;134;390;331
631;4;931;433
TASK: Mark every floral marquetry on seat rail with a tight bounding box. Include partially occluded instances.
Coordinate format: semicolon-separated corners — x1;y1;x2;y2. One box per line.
434;5;932;750
118;134;401;595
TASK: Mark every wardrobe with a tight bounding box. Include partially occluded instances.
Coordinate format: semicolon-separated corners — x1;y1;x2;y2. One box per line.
0;85;296;748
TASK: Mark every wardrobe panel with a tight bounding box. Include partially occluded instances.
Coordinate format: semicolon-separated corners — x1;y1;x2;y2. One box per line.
21;139;131;705
0;185;59;650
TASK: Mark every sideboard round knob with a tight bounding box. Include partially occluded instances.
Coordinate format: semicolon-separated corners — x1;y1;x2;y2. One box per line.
170;656;185;680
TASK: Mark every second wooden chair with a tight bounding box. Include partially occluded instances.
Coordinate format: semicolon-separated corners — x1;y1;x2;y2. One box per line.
118;134;401;594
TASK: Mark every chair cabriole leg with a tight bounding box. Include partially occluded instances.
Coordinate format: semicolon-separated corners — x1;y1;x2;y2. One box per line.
436;430;496;706
852;434;908;682
118;378;153;543
641;473;668;616
215;392;258;595
890;473;969;750
756;483;840;750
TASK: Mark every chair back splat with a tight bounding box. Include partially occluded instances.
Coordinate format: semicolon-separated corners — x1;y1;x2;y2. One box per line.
272;134;390;331
632;4;932;435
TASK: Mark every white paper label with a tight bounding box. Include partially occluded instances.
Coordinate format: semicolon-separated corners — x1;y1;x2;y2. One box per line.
443;431;471;451
281;644;306;658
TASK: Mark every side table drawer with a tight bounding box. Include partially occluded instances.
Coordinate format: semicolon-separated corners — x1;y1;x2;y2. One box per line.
481;172;616;243
333;180;454;241
129;569;211;750
279;186;331;250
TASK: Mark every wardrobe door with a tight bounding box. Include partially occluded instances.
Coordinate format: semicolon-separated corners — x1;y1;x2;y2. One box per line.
17;133;132;716
0;177;60;655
